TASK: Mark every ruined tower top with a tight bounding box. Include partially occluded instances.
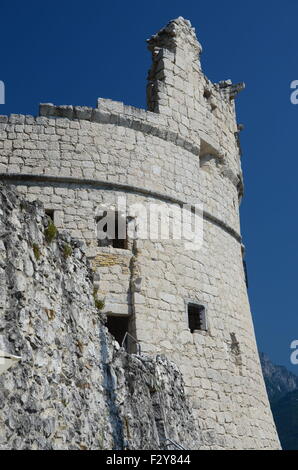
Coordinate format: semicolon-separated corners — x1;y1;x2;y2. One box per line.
147;17;202;59
146;16;244;181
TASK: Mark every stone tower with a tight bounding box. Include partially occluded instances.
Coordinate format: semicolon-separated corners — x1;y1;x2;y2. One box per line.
0;18;280;449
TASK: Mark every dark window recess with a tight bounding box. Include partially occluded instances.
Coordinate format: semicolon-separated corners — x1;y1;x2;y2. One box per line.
188;303;206;333
96;211;128;249
243;260;249;288
45;209;54;222
107;315;130;346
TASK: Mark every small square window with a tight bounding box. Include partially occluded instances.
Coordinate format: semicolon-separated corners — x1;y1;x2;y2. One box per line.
187;303;207;333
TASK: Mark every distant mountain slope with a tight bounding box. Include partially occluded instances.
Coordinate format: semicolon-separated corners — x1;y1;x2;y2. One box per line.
272;389;298;450
260;352;298;403
260;352;298;450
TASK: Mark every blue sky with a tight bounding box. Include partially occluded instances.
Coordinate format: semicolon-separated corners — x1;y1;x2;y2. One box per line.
1;0;297;372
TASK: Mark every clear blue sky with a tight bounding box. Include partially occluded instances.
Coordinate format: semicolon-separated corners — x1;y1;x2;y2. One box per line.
1;0;297;373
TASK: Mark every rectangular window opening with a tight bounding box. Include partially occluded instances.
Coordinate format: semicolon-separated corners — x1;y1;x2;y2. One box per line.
45;209;55;222
107;315;130;348
188;303;207;333
96;211;128;249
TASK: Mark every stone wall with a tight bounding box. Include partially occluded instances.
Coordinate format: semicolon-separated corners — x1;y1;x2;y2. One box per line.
0;184;199;450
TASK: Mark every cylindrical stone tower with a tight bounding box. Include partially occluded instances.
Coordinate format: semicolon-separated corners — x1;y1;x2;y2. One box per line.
0;17;280;449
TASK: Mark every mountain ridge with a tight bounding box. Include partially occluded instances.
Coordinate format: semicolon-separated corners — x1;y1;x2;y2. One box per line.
260;352;298;403
260;352;298;449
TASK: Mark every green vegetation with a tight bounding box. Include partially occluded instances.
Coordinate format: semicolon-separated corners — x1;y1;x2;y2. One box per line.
32;243;41;260
95;298;105;311
44;222;57;243
93;288;105;311
63;243;72;258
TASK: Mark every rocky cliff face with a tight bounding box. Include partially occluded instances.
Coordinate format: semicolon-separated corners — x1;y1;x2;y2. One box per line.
0;184;199;450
